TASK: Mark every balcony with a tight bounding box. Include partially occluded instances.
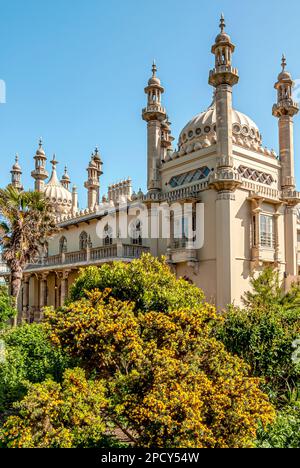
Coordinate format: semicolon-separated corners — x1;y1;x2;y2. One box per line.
25;244;150;272
0;262;10;276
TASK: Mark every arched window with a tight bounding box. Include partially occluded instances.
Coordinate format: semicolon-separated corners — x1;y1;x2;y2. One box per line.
130;220;143;246
79;231;88;250
104;225;113;246
59;236;67;254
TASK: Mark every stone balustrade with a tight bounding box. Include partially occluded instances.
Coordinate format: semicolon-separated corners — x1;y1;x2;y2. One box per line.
25;244;150;271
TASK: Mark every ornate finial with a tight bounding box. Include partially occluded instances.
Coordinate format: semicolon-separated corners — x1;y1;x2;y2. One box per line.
220;13;226;33
39;137;43;148
282;54;287;71
15;154;19;163
51;154;58;167
152;60;157;77
94;146;99;156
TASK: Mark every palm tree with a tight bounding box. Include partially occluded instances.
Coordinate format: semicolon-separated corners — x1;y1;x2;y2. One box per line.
0;186;58;324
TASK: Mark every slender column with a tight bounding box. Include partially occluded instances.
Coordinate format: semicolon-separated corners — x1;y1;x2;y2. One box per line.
22;276;30;322
285;206;297;276
60;271;70;306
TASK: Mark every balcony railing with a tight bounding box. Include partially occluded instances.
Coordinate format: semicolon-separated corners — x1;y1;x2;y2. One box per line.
25;244;150;271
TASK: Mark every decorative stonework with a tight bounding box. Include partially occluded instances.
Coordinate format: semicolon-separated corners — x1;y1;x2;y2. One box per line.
237;166;274;186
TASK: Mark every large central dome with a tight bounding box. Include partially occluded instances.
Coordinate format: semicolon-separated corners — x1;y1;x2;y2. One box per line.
175;100;270;158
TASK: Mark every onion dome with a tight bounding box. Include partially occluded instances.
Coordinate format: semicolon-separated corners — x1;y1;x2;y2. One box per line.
12;154;21;173
148;61;161;86
36;138;46;158
44;155;72;214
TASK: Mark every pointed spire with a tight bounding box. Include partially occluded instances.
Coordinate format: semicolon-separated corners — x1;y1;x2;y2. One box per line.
51;154;58;168
220;13;226;33
282;54;287;71
152;60;157;77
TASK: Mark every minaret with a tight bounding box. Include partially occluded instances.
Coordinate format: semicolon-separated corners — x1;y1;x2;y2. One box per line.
31;138;48;192
84;155;100;210
142;62;167;192
209;14;239;170
72;185;78;214
61;166;71;191
273;55;299;190
273;56;299;278
92;147;103;205
208;15;241;310
10;155;23;191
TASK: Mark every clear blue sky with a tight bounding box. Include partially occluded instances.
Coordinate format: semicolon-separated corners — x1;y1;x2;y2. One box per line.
1;0;300;207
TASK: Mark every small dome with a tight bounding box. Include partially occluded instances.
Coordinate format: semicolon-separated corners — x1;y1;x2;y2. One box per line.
12;155;21;172
148;75;161;86
215;32;231;44
278;70;292;81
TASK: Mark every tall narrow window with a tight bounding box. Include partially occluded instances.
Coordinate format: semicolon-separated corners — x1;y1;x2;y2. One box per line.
130;220;142;246
79;231;88;250
104;225;113;246
59;236;67;254
260;215;274;248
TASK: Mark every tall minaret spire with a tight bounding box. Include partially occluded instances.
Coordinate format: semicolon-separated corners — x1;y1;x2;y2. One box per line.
10;155;23;191
273;55;299;278
273;55;299;190
209;14;239;170
84;152;101;210
31;138;48;192
208;16;241;310
142;61;167;192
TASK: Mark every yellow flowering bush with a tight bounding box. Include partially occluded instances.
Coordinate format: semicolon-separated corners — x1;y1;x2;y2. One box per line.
0;368;114;448
44;286;275;448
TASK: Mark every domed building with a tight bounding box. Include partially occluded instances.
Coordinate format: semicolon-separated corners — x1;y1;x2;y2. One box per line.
7;16;300;323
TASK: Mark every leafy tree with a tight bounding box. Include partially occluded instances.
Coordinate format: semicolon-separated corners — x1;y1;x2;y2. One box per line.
0;187;58;323
0;324;72;414
0;368;122;449
45;287;275;448
69;254;204;314
218;268;300;400
0;285;16;328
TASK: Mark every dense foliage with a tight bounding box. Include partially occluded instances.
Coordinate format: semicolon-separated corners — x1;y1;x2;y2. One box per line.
44;280;275;448
5;258;300;448
70;254;205;313
0;368;121;448
0;285;16;329
0;324;72;415
218;268;300;401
